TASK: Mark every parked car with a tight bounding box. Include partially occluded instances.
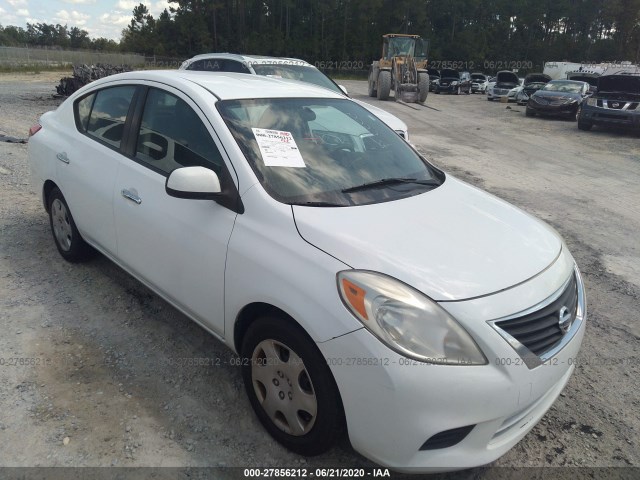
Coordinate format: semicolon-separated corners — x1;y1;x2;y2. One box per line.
487;71;520;101
435;69;471;94
516;73;552;105
470;73;489;93
526;79;589;118
566;72;599;95
427;68;440;92
180;53;410;140
578;73;640;132
28;70;586;473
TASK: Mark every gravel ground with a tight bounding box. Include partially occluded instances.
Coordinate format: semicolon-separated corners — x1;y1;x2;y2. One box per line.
0;73;638;479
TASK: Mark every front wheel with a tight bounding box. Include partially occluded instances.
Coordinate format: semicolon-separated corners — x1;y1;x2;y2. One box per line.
48;187;94;262
367;70;377;97
578;120;593;131
376;71;391;100
525;106;536;117
418;73;429;103
241;317;345;456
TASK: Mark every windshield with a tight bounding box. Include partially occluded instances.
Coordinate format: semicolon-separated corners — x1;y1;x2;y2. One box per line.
388;37;416;57
471;74;486;80
252;64;343;95
217;98;442;206
543;81;584;93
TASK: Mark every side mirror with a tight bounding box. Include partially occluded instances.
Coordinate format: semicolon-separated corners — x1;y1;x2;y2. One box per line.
339;85;348;95
166;166;221;200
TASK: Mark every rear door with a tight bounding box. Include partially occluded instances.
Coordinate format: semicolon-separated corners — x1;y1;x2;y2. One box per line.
112;84;238;335
57;84;137;255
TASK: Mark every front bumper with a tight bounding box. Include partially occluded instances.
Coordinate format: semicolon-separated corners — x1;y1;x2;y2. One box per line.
437;84;458;93
319;251;586;472
487;88;513;100
580;104;640;130
528;100;578;116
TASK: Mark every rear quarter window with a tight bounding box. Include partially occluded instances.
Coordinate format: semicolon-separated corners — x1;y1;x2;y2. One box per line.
74;93;96;132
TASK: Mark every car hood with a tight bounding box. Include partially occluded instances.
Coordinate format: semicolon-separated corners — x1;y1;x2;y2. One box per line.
524;74;551;85
353;99;408;135
292;177;561;301
598;75;640;94
533;90;582;100
496;71;519;84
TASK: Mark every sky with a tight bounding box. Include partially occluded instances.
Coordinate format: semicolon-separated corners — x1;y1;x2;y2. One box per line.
0;0;172;41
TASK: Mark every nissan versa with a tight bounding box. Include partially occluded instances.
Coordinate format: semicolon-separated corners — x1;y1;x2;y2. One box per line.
28;70;586;472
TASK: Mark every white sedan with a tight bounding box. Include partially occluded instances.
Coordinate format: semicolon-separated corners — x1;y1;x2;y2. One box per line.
28;70;586;472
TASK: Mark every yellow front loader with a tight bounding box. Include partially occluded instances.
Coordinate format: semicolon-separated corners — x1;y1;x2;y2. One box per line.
368;34;430;103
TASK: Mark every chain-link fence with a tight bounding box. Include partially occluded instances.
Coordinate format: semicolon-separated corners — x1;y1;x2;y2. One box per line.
0;46;146;68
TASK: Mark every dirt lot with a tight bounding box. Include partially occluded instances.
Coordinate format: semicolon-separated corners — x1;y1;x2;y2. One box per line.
0;72;638;478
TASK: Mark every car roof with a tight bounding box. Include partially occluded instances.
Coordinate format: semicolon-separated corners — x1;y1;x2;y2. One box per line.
89;70;344;101
184;53;313;67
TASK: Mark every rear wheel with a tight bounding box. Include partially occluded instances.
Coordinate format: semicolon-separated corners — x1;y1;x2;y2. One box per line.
525;106;536;117
48;187;94;262
241;316;344;456
376;71;391;100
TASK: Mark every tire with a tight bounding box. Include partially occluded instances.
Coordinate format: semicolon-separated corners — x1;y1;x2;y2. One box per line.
418;73;429;103
241;316;345;456
435;90;441;94
578;120;593;131
48;187;94;262
376;71;391;100
525;106;536;117
367;70;377;97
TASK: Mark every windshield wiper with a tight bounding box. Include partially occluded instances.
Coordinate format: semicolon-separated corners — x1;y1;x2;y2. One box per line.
342;177;440;194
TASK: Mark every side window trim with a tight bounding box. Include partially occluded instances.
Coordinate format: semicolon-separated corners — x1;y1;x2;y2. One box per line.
120;86;145;157
122;85;149;158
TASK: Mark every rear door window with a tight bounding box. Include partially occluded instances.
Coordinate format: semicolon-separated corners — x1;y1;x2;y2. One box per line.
85;86;136;149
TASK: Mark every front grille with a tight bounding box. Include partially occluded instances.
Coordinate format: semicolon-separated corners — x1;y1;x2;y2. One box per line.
419;425;475;450
495;274;578;357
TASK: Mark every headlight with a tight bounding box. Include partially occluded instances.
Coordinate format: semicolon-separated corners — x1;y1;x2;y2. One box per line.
586;98;596;106
451;81;458;86
337;271;487;365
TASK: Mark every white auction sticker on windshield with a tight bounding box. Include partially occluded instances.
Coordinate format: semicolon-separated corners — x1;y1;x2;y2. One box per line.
252;128;306;168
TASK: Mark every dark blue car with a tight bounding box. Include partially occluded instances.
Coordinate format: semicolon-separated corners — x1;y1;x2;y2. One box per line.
578;73;640;132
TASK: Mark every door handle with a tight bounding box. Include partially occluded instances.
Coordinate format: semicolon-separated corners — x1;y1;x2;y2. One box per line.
121;189;142;205
56;152;69;164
